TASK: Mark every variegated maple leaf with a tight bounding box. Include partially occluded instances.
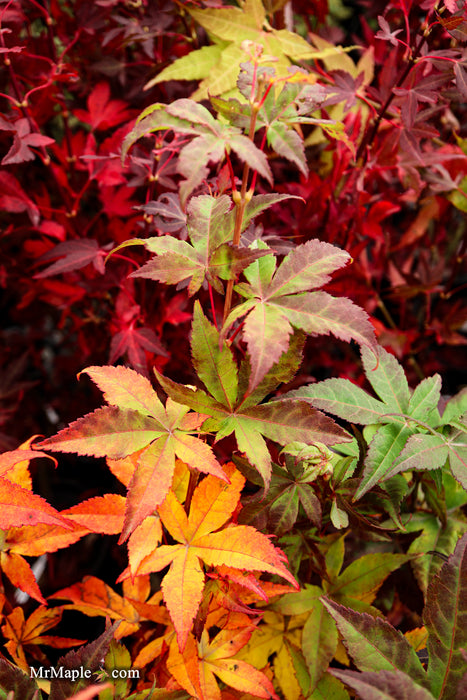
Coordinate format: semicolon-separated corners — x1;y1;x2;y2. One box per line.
155;302;351;489
35;366;227;541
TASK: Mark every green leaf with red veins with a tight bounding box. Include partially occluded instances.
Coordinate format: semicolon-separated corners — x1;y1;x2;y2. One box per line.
445;425;467;490
408;374;442;423
439;388;467;426
228;133;273;184
191;302;238;409
385;434;449;480
242;303;293;393
361;345;410;414
268;239;350;297
131;248;207;295
226;241;376;391
131;195;272;295
187;194;233;254
330;669;435;700
157;316;349;488
284;377;388;424
321;599;428;685
424;533;467;699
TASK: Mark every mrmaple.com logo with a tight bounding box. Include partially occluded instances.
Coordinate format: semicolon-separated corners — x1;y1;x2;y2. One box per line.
29;665;140;681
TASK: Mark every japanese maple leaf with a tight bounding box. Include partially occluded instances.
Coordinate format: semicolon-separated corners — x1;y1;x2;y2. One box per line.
51;575;170;641
223;239;376;392
34;239;109;278
0;442;68;530
375;16;403;46
167;625;279;700
75;81;135;131
1;606;84;673
118;464;297;650
35;366;227;541
0;117;54;165
286;344;467;497
0;441;74;604
324;70;365;111
109;323;168;378
122;100;273;204
127;194;282;296
0;171;40;225
154;302;351;489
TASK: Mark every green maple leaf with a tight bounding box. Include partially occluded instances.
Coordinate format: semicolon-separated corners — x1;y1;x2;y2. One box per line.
36;366;227;541
145;0;353;100
325;533;467;700
212;73;330;176
223;239;377;392
284;345;467;498
155;302;350;489
122;101;272;204
271;534;415;692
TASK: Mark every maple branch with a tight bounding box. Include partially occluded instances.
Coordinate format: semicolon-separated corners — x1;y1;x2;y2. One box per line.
355;31;428;164
208;283;219;330
223;81;264;323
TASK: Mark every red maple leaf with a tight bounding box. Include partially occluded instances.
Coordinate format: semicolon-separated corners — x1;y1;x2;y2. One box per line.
74;82;135;131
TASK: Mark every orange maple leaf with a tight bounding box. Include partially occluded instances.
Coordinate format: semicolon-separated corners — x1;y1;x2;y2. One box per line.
118;464;297;650
1;605;84;671
167;624;279;700
51;574;170;640
36;366;228;541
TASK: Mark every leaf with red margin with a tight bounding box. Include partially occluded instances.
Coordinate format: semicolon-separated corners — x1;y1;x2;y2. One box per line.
36;366;227;541
0;552;47;605
0;478;70;529
424;533;467;698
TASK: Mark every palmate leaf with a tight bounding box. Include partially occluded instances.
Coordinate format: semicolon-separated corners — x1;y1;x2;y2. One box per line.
225;239;376;392
168;623;279;700
119;465;297;651
36;366;227;541
129;193;294;295
156;309;349;488
274;539;414;690
148;0;351;101
122;100;272;203
283;345;464;498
